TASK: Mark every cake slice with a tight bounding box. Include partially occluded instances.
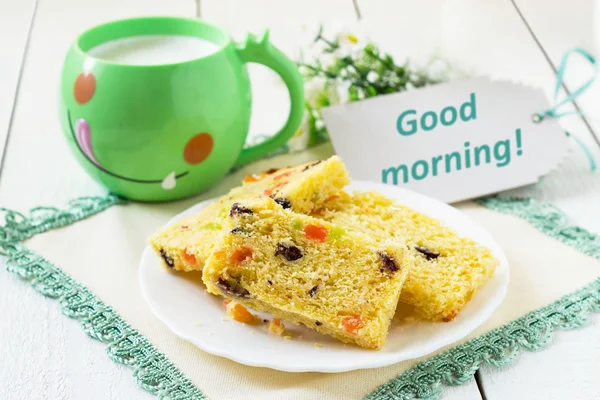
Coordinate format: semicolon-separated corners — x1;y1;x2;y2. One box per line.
149;156;350;271
312;191;498;322
202;198;411;349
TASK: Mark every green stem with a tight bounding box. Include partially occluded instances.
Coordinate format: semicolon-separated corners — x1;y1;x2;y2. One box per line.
298;63;337;79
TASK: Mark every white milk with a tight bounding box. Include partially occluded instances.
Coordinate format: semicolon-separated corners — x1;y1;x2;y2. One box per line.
88;35;221;65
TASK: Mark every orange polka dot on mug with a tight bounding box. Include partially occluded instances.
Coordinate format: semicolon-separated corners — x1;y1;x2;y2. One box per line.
184;133;213;165
74;72;96;104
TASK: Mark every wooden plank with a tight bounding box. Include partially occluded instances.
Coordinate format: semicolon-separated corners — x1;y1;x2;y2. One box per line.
0;0;36;172
479;321;600;400
513;0;600;146
0;0;195;210
512;0;600;155
201;0;358;142
478;1;600;399
356;0;443;65
0;1;194;399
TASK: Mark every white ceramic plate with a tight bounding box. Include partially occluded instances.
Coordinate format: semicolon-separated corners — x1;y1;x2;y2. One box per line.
139;181;509;372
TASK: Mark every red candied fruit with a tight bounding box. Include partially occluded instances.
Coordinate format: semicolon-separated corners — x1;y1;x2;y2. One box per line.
273;170;294;181
231;246;253;264
342;315;364;335
264;181;288;197
181;248;197;266
304;224;328;242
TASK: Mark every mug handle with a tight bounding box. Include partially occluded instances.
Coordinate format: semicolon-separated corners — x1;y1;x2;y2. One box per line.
233;30;305;168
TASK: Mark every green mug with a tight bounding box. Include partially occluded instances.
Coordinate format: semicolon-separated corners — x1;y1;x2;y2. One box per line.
59;16;304;201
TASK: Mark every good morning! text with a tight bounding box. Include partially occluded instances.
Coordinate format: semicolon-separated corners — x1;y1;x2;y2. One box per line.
383;93;524;185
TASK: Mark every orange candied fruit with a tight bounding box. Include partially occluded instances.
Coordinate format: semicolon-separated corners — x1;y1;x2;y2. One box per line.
223;299;232;305
230;246;253;264
342;315;364;335
181;248;197;265
230;303;257;324
304;224;328;242
273;170;293;181
243;174;263;183
264;181;288;197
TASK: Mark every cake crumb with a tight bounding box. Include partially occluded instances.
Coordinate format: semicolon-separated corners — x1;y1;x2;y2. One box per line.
314;342;323;347
268;319;285;336
225;301;259;325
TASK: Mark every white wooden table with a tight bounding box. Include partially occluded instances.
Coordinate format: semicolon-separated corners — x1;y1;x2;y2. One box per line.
1;0;599;399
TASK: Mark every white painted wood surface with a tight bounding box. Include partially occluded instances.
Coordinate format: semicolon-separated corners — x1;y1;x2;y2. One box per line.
1;0;599;399
0;0;193;399
0;0;36;168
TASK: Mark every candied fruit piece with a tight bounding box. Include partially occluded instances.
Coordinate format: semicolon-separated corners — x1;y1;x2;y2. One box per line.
415;246;440;260
216;278;250;299
263;167;279;174
264;181;288;197
273;197;292;209
182;248;197;266
327;226;345;242
273;170;293;181
291;219;303;230
159;249;175;268
275;243;303;262
231;246;253;264
378;251;400;275
302;160;322;171
230;203;253;217
268;318;285;335
304;224;328;242
342;315;364;335
201;222;222;230
243;174;263;183
226;301;258;324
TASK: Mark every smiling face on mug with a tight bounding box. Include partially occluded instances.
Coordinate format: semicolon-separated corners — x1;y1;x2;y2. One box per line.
60;17;304;201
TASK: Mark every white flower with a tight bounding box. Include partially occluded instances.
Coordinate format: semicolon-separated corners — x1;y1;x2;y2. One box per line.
319;52;337;70
297;22;328;64
424;56;451;81
304;76;327;108
328;80;351;106
366;71;378;83
333;22;371;58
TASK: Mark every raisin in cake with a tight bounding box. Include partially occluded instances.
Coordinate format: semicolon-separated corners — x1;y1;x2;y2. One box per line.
149;156;349;272
201;198;411;349
312;191;498;322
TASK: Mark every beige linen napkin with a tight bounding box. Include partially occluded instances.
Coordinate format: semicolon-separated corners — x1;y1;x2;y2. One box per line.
24;144;600;400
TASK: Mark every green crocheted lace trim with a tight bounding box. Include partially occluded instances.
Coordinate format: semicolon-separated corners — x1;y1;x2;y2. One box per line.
365;196;600;400
2;194;599;400
0;195;206;400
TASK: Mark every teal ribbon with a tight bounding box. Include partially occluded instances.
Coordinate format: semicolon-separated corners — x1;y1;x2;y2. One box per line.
535;47;598;172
